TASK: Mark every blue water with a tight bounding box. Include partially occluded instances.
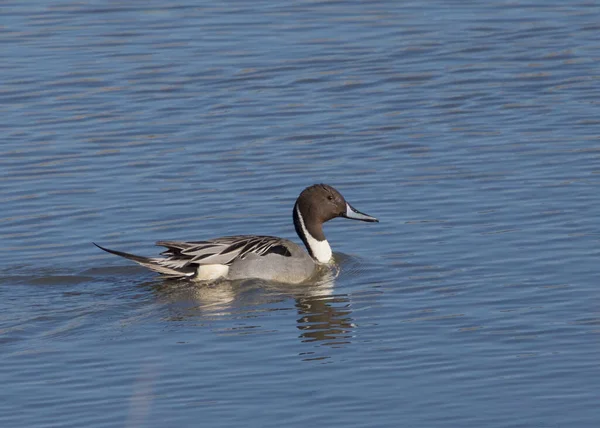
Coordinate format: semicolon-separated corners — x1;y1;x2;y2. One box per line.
2;1;600;427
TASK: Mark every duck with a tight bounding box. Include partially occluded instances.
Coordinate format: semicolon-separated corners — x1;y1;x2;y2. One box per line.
94;183;378;283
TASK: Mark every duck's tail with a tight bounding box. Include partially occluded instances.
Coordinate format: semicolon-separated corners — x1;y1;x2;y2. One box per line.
93;243;194;279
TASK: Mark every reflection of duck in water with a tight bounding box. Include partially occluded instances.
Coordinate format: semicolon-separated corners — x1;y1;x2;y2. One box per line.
95;184;377;283
150;260;356;349
295;293;354;346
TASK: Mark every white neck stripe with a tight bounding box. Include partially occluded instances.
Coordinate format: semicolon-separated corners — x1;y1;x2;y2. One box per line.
295;206;332;264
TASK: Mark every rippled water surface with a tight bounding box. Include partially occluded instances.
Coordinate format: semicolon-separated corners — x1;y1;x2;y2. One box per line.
2;1;600;427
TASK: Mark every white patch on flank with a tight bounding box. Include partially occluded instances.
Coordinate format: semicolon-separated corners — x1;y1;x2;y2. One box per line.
295;206;332;264
195;264;229;281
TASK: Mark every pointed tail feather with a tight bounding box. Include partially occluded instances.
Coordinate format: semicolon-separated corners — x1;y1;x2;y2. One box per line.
93;243;194;278
94;242;154;264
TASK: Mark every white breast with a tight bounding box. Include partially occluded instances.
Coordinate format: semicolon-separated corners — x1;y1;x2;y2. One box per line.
295;206;332;264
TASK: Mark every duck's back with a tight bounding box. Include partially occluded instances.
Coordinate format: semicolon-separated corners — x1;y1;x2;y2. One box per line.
227;239;317;283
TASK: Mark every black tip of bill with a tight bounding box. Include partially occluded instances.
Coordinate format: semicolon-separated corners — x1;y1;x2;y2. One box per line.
343;203;379;223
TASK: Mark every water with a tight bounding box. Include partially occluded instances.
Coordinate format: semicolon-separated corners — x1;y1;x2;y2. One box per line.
2;1;600;426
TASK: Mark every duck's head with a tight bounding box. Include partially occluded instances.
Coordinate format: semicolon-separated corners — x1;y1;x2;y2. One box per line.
293;184;378;263
295;183;378;226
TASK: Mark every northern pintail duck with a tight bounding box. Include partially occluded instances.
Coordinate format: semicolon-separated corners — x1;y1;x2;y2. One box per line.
94;184;378;283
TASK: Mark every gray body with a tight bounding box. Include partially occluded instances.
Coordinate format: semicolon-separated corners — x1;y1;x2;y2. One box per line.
227;239;317;283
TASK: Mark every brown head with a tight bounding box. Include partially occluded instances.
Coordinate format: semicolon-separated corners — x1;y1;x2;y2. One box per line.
293;184;378;261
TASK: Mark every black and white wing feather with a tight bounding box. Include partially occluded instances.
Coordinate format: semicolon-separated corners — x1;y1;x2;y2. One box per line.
156;235;292;266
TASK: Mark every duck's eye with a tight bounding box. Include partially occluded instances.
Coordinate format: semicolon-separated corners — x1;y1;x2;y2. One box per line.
327;195;334;201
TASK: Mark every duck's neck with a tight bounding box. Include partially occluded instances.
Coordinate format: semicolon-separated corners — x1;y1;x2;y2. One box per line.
293;203;332;264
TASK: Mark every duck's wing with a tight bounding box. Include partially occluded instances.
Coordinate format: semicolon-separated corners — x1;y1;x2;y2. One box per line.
156;235;293;266
95;236;294;280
